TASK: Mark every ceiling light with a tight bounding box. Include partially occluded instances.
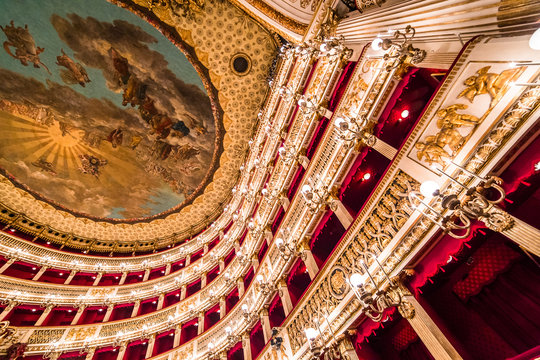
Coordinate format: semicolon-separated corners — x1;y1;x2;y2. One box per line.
349;273;363;288
420;181;440;198
363;173;371;181
401;109;409;118
371;38;383;51
529;28;540;50
304;327;318;341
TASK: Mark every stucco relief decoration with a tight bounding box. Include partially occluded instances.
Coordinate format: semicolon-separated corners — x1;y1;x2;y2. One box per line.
328;265;348;299
412;63;525;168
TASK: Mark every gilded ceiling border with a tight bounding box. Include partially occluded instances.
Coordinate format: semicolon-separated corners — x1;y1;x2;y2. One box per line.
227;0;308;37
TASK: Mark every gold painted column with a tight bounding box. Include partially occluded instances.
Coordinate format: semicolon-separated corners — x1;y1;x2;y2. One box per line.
280;194;290;211
85;348;95;360
119;271;128;285
0;258;15;274
219;296;227;319
237;277;245;297
165;262;172;276
337;332;361;360
157;293;165;310
142;268;150;281
185;254;191;266
180;285;187;300
278;279;294;316
32;266;48;281
0;301;17;321
102;304;114;322
300;238;319;280
197;312;205;335
361;134;398;160
64;270;77;285
251;255;260;271
331;197;354;230
131;300;140;317
70;305;86;325
116;343;127;360
260;306;272;344
201;272;207;288
145;334;156;359
498;214;540;257
173;324;182;347
219;258;225;273
400;286;463;360
92;272;103;286
35;304;54;326
242;332;252;360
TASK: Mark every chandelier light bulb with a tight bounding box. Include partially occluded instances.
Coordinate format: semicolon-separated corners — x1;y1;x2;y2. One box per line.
371;37;383;51
301;184;312;194
363;173;371;181
349;273;363;288
305;327;318;341
334;117;349;131
420;181;440;198
401;109;410;118
529;28;540;50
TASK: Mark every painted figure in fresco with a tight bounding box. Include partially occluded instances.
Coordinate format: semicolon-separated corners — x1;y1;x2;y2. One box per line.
149;114;173;139
174;144;200;161
56;49;90;87
31;158;57;176
151;141;172;160
109;47;130;86
122;75;147;107
78;154;108;178
1;21;50;74
458;66;523;105
106;128;124;148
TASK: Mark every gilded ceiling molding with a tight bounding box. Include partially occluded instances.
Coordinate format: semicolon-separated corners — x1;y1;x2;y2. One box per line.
226;0;309;39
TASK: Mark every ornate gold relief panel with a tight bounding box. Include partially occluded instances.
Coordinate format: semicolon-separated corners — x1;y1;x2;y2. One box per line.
286;170;418;354
409;58;530;170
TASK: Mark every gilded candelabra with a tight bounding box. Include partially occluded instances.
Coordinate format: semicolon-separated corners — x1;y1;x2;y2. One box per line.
348;253;414;322
371;25;426;70
411;162;513;239
334;116;376;148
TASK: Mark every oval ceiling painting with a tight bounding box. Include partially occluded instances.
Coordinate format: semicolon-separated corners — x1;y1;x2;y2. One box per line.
0;0;221;220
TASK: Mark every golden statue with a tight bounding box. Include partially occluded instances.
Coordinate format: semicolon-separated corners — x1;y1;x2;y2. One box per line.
416;104;479;166
436;104;480;128
458;66;523;105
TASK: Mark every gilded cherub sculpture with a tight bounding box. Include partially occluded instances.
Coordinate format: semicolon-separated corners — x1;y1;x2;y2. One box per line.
416;104;479;166
458;66;523;106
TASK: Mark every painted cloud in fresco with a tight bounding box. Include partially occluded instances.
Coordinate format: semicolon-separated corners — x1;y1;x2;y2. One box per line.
0;8;219;220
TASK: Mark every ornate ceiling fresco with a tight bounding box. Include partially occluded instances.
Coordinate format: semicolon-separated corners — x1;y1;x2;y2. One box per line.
0;0;276;247
0;0;218;220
